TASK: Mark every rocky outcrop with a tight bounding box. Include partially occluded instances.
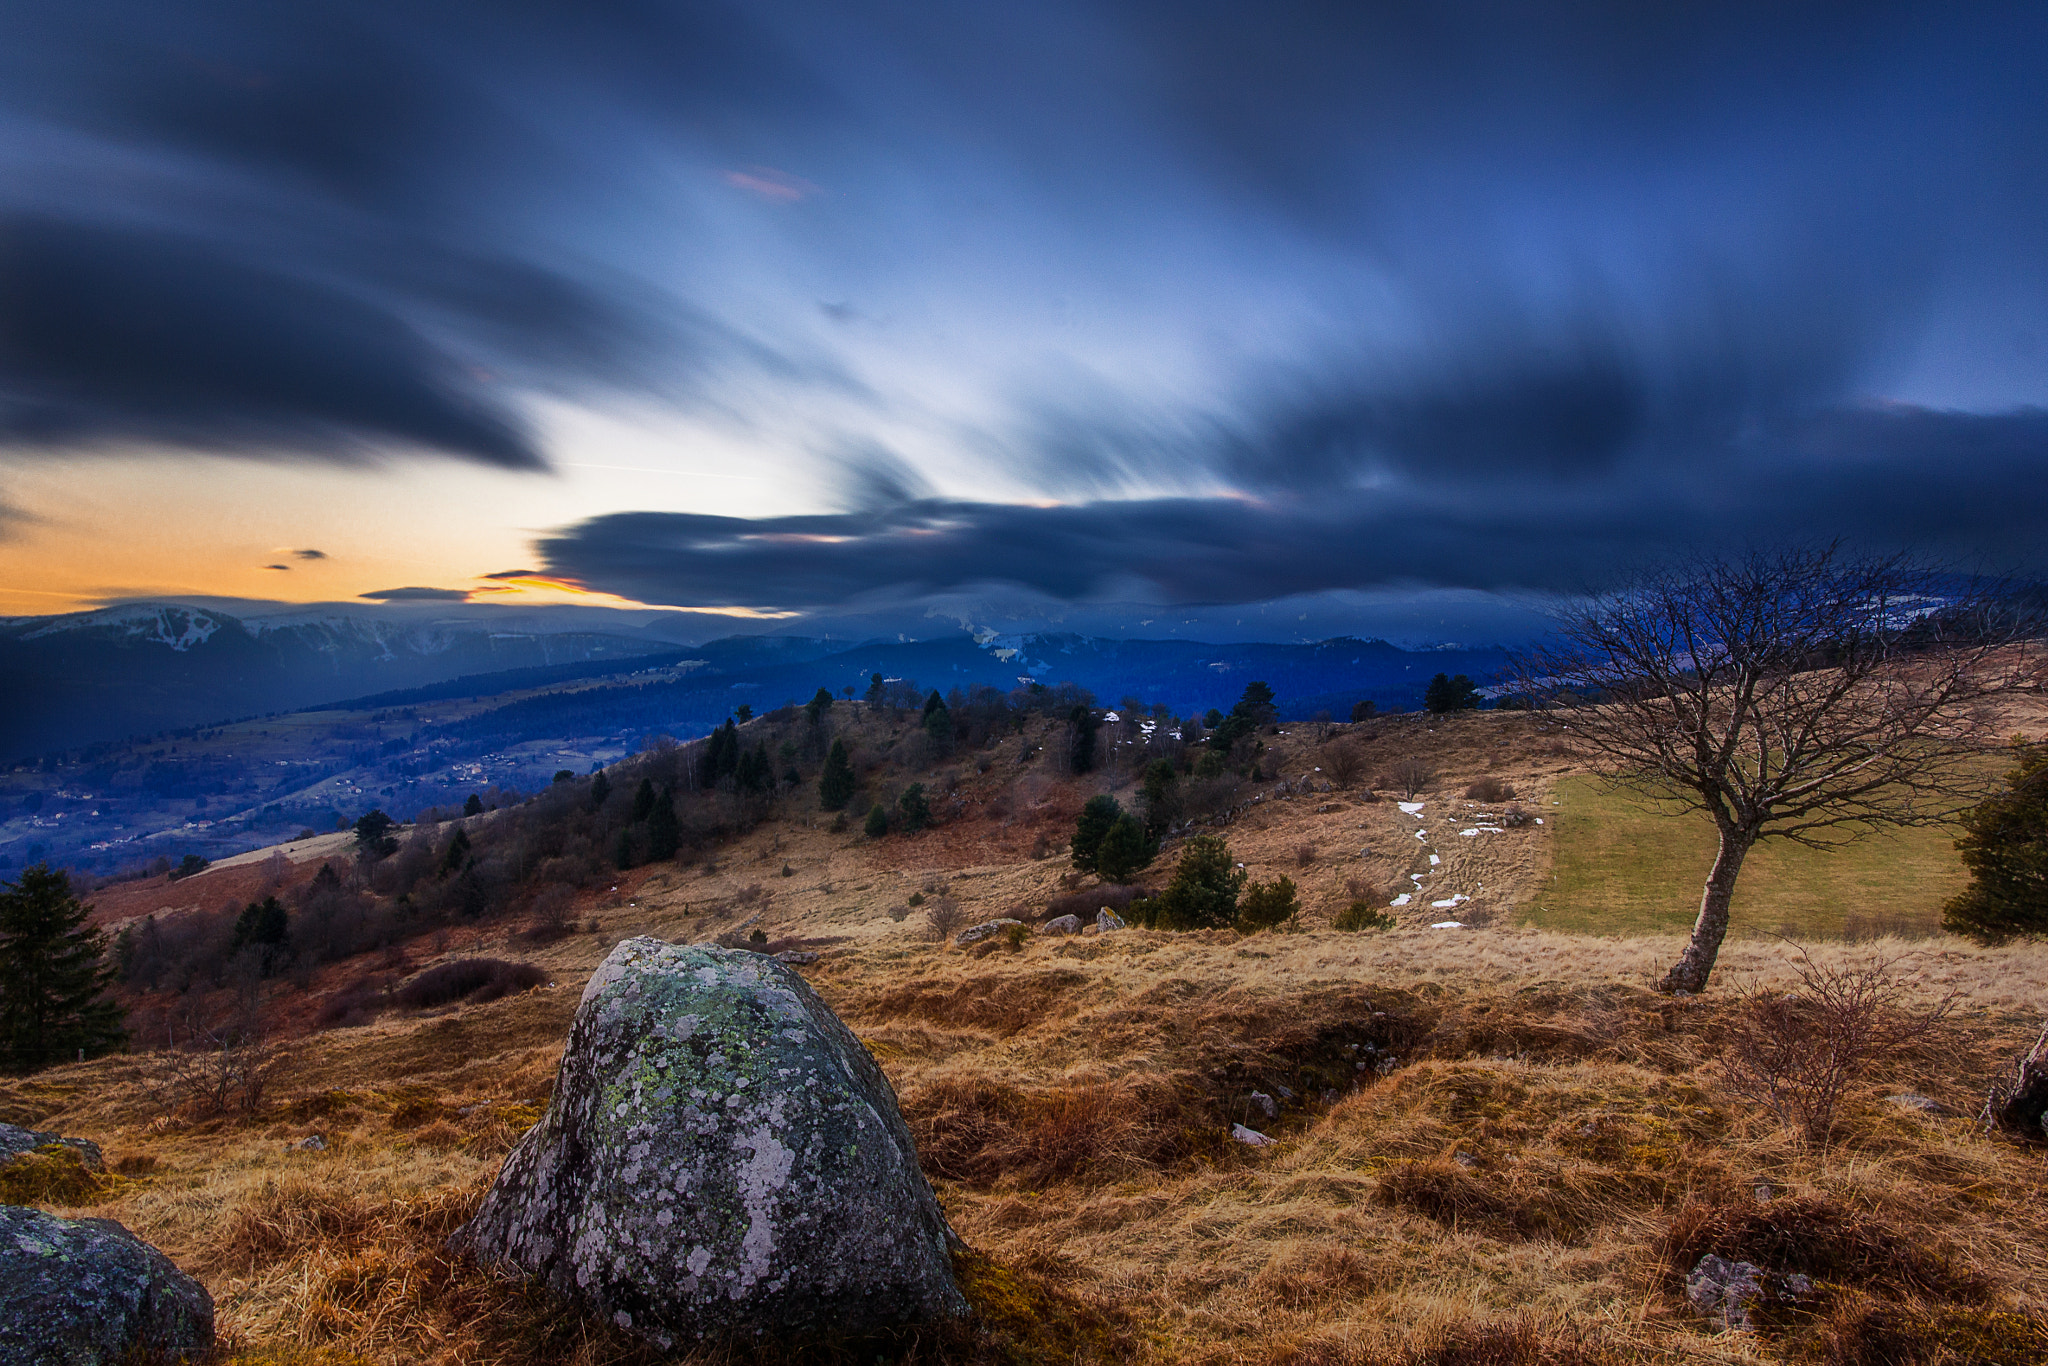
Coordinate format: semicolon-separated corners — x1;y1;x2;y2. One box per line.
1095;909;1127;932
452;938;967;1348
0;1123;103;1172
0;1205;214;1365
1684;1253;1813;1331
954;918;1024;947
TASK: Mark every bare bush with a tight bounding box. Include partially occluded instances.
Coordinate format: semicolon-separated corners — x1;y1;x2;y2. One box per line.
140;1005;287;1117
1385;759;1433;799
1294;842;1316;868
1464;777;1517;802
396;958;546;1010
923;897;969;943
1720;948;1956;1146
1324;744;1364;789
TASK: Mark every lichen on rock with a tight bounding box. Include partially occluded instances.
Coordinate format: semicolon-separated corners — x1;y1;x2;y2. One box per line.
0;1205;214;1365
452;937;968;1347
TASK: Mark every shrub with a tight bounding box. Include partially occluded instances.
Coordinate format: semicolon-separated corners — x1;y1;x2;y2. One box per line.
1720;947;1956;1146
1324;744;1364;789
1043;884;1148;924
897;783;931;832
1464;777;1517;802
1236;876;1299;932
924;898;969;944
394;959;546;1011
1294;842;1316;868
1334;900;1396;932
1501;803;1531;828
1003;923;1030;951
1386;759;1433;799
1131;836;1244;930
864;803;890;838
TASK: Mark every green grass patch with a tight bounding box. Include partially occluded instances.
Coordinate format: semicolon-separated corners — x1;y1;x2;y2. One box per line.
1520;776;1967;939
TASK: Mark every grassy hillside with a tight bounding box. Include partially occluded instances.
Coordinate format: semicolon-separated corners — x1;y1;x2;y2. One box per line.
1523;775;1971;941
8;698;2046;1363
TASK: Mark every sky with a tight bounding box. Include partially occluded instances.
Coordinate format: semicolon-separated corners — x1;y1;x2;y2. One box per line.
3;2;2047;642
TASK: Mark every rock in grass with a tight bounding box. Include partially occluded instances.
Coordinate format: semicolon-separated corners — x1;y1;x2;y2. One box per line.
452;938;967;1347
0;1123;103;1172
954;918;1024;947
1041;914;1083;936
1095;909;1126;931
0;1205;214;1365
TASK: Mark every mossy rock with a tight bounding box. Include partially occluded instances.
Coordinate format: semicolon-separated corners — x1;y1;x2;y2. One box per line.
453;938;968;1348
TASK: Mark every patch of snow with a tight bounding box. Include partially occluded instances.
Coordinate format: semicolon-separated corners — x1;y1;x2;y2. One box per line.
1428;853;1441;866
1534;818;1544;825
1430;894;1471;909
1430;921;1465;929
1389;893;1412;907
1414;829;1428;841
1398;802;1425;816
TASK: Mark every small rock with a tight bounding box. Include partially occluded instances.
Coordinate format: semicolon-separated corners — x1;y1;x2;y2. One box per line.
1888;1092;1949;1114
955;918;1024;947
1096;908;1127;931
1080;924;1099;937
1453;1151;1477;1168
1753;1183;1774;1202
1248;1091;1277;1118
1685;1254;1765;1331
1041;914;1083;936
0;1121;103;1172
1231;1123;1274;1147
292;1135;327;1152
774;950;818;965
0;1205;214;1364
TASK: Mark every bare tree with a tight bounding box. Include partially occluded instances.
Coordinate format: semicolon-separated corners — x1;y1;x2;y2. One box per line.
1515;544;2036;993
1387;758;1433;800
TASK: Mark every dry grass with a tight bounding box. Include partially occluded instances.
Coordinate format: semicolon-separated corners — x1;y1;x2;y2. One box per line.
13;699;2048;1362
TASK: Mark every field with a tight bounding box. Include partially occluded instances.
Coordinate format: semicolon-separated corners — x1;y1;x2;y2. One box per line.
6;700;2048;1364
1525;777;1974;941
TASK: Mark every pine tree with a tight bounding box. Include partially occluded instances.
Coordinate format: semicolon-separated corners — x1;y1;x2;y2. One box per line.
437;827;472;879
0;864;125;1072
588;769;612;811
805;687;835;725
631;778;657;823
864;803;890;838
1132;836;1245;931
1094;813;1157;884
464;793;485;817
1424;673;1481;713
1070;795;1123;873
897;783;931;832
231;895;291;974
818;739;856;811
646;787;680;861
1944;740;2048;942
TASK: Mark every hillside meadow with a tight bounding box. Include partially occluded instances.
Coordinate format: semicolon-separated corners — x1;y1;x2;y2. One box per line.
5;696;2048;1364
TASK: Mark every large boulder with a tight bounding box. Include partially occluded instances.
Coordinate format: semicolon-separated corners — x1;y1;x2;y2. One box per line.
0;1205;214;1365
954;918;1023;947
453;938;967;1348
0;1123;103;1172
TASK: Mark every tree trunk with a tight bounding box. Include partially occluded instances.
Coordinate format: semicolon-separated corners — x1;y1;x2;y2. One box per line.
1657;826;1754;994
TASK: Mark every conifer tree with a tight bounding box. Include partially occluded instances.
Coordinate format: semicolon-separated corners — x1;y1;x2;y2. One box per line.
1944;740;2048;942
646;787;680;861
1070;795;1123;873
0;864;125;1072
818;739;856;811
588;769;612;811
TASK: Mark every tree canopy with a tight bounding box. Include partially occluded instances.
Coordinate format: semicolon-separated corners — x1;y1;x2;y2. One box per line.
1423;673;1482;713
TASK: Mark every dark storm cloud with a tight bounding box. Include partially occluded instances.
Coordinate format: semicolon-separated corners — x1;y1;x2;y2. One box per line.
535;400;2048;607
0;0;829;466
0;216;539;466
359;586;470;602
292;549;326;560
9;1;2048;597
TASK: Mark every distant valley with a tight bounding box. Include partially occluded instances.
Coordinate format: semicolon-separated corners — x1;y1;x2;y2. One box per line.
0;601;1507;878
